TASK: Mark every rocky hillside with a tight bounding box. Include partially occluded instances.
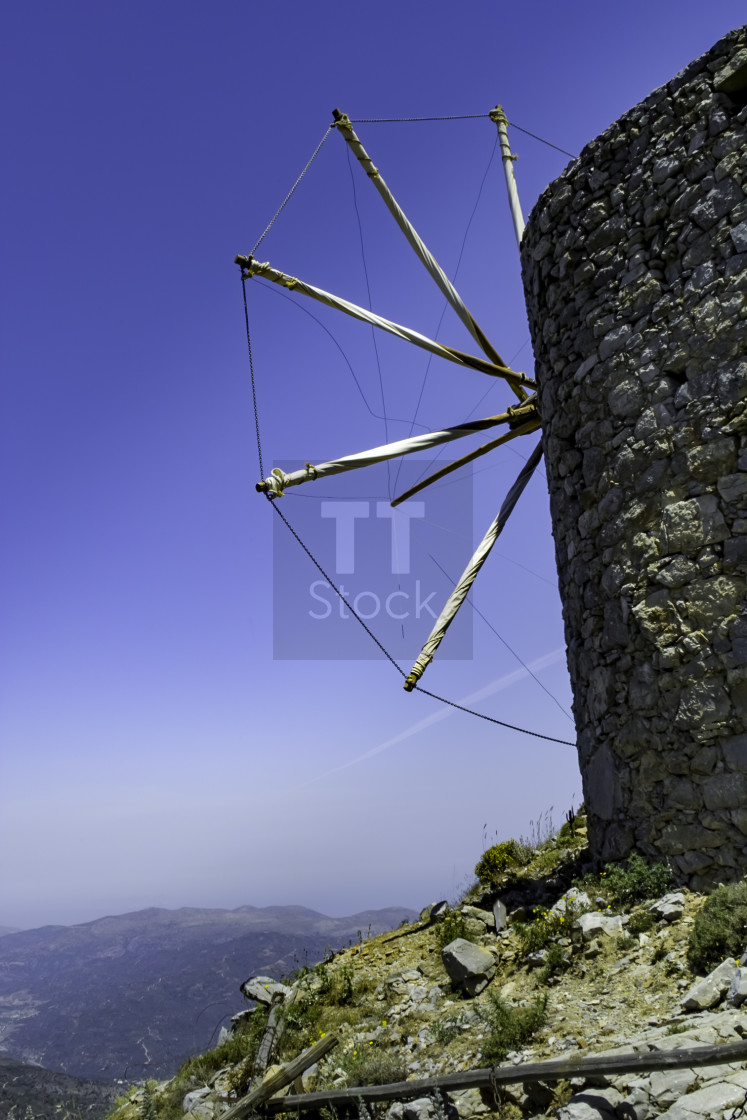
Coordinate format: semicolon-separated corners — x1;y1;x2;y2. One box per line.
0;905;416;1084
110;811;747;1120
0;1055;120;1119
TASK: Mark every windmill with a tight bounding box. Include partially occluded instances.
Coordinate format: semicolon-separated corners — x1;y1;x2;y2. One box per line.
236;108;544;694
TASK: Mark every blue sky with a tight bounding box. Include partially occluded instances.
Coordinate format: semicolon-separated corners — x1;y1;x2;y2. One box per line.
2;2;744;929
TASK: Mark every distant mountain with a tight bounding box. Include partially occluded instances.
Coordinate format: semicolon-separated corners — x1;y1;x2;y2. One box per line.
0;1055;119;1119
0;904;415;1083
0;928;21;938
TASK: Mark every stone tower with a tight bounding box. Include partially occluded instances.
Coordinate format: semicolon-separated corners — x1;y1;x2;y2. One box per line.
521;27;747;888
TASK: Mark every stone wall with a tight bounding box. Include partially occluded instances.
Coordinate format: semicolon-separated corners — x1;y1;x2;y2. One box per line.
520;26;747;888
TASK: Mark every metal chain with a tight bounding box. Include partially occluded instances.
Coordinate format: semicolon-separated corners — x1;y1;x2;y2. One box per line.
268;500;408;678
413;684;576;746
242;278;264;480
251;126;333;255
269;498;575;744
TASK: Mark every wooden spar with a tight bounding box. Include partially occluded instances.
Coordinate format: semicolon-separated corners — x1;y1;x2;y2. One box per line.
260;1038;747;1113
220;1033;339;1120
253;994;286;1076
235;255;535;391
404;442;543;691
331;109;526;403
489;106;525;247
255;407;536;496
391;415;540;507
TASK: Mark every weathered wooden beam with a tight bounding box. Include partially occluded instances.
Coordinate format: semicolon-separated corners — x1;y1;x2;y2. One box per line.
221;1034;339;1120
254;994;286;1077
262;1038;747;1113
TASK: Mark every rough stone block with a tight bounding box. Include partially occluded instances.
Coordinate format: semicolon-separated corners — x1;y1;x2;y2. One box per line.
691;180;745;230
575;912;624;941
703;771;747;810
240;976;291;1004
492;899;508;931
727;968;747;1007
681;957;738;1010
718;473;747;503
649;892;686;921
730;220;747;254
440;939;495;996
723;733;747;771
662;497;729;554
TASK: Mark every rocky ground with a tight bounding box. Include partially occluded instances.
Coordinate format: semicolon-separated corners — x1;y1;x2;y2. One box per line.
110;820;747;1120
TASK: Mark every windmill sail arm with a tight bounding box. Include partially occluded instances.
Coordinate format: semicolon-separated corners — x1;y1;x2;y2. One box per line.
235;256;535;390
490;106;525;248
332;111;524;401
404;440;543;691
391;414;540;507
256;412;521;497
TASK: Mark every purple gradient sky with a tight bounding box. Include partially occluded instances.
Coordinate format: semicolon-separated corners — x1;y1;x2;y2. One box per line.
2;3;743;930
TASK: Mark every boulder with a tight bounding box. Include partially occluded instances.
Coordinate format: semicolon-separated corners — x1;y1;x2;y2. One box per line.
649;892;686;922
299;1063;319;1092
727;968;747;1007
240;976;291;1004
557;1088;621;1119
441;938;496;996
420;901;449;923
681;957;739;1011
183;1087;214;1118
388;1098;434;1120
460;905;495;930
552;888;591;915
493;898;508;931
575;912;624;941
448;1088;489;1117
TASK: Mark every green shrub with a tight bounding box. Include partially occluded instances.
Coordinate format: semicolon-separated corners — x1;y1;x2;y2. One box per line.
475;841;524;884
316;962;357;1005
537;943;568;985
480;994;548;1063
430;1018;461;1046
139;1083;158;1120
278;995;324;1050
435;912;467;948
332;1045;407;1087
513;907;569;955
688;880;747;974
626;909;657;937
602;852;673;909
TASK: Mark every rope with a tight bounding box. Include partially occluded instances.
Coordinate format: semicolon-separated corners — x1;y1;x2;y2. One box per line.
348;113;577;158
250;126;333;255
242;278;264;480
345;144;391;498
254;282;431;431
395;132;500;497
507;122;577;159
349;114;490;123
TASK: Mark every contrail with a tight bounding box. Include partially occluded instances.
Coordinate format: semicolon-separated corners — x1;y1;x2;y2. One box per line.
290;647;567;790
